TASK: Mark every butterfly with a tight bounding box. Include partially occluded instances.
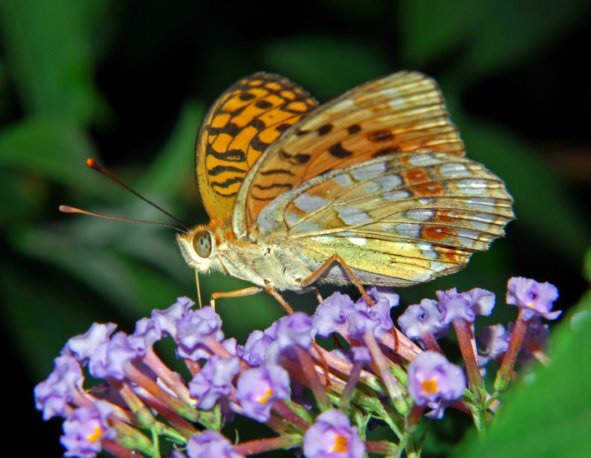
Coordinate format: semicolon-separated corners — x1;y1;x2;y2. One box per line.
176;72;514;309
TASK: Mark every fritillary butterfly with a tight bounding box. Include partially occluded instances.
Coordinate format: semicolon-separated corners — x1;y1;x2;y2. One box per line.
177;72;514;306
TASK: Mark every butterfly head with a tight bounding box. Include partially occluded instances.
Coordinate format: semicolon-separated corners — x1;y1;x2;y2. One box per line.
176;225;217;273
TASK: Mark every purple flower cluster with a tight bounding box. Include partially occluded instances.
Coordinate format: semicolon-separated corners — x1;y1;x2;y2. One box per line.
35;277;560;457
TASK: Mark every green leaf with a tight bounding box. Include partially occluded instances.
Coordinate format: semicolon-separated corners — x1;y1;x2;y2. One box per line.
0;118;101;192
457;290;591;457
0;0;107;124
584;247;591;283
457;0;588;81
138;101;205;197
399;0;588;82
260;34;390;99
399;0;475;66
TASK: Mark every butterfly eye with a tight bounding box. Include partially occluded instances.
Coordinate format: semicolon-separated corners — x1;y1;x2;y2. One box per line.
193;230;212;258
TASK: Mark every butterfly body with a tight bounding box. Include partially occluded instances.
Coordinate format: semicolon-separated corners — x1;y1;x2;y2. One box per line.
178;222;319;290
178;72;514;296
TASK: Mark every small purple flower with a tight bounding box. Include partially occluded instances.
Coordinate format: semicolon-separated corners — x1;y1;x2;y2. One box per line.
60;401;115;457
437;289;474;324
303;409;365;458
398;298;444;340
241;329;276;367
347;310;379;339
65;323;117;364
312;292;355;337
128;317;162;356
176;307;224;361
188;356;240;409
223;337;239;356
186;431;244;458
236;363;290;422
506;277;561;321
408;351;466;406
151;297;194;337
88;332;138;380
276;312;313;350
437;287;495;325
355;287;398;336
466;288;495;316
35;355;83;420
478;324;510;365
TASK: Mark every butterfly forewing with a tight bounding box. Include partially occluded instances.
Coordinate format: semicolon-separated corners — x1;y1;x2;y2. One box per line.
255;152;513;286
196;73;318;220
233;71;465;235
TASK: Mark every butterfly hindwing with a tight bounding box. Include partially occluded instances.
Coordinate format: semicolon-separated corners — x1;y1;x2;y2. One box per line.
255;152;513;286
196;73;318;220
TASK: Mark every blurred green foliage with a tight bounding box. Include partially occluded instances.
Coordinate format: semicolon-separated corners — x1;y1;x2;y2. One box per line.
1;0;589;456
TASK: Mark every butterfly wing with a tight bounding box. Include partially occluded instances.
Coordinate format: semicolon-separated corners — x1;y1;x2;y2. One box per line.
233;71;464;236
256;152;514;286
196;73;318;220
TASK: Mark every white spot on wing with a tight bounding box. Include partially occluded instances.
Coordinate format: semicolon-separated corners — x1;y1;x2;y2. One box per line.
469;213;496;231
418;242;437;259
348;237;367;246
285;212;299;226
377;174;402;190
457;229;479;248
337;207;371;225
419;198;434;205
396;223;421;238
467;198;497;212
406;209;434;222
430;261;448;273
384;189;411;201
363;181;381;193
294;193;327;212
440;162;469;178
458;179;489;196
333;174;352;187
352;161;387;181
409;154;441;167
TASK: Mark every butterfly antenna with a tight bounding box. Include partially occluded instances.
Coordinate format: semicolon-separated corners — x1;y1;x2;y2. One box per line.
195;271;203;308
59;205;184;233
85;158;190;232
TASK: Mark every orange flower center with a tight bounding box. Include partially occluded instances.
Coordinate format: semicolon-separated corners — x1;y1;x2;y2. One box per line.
86;424;104;444
331;434;349;454
421;377;439;395
257;387;273;404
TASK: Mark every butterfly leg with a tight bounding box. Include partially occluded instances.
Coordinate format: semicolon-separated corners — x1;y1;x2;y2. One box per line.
295;286;324;305
300;254;373;306
210;284;295;315
263;282;295;314
210;286;263;311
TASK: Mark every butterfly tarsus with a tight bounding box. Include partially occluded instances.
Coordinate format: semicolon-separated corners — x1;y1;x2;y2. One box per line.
210;285;263;312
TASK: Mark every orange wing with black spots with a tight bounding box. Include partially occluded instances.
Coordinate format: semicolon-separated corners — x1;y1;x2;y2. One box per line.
235;72;465;230
196;73;318;220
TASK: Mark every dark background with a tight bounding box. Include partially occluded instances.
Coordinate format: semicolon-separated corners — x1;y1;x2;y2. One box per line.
1;0;589;456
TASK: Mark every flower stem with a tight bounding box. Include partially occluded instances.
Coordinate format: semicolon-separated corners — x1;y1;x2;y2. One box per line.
234;434;302;455
495;311;528;392
453;320;482;390
364;332;409;414
295;347;331;411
